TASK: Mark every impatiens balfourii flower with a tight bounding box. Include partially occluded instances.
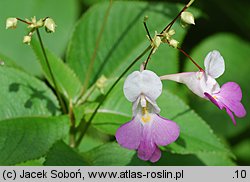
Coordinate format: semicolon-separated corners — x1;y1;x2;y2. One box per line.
161;50;246;125
115;70;180;162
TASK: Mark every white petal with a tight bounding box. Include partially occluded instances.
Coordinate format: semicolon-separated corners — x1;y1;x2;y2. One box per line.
123;71;142;102
161;72;206;98
132;97;140;116
145;96;161;114
123;70;162;102
204;50;225;78
141;70;162;101
201;74;220;94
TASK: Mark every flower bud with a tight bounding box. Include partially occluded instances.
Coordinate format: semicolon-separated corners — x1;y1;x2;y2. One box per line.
6;18;17;29
169;39;179;48
44;18;56;33
23;35;32;45
149;31;162;54
168;29;176;36
96;75;107;94
153;35;161;49
181;12;195;25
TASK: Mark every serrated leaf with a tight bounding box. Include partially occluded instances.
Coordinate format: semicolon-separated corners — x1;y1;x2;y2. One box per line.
0;115;69;165
16;158;45;166
44;141;87;166
0;67;59;120
155;152;204;166
196;152;235;166
83;142;148;166
31;39;82;102
66;1;198;86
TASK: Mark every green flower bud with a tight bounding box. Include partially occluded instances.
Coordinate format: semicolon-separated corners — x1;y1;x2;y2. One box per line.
181;12;195;25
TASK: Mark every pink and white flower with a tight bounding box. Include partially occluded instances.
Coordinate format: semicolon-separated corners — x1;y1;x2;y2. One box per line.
115;70;180;162
161;50;246;124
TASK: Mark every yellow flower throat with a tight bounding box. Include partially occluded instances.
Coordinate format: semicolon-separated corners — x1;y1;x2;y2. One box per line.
141;106;151;123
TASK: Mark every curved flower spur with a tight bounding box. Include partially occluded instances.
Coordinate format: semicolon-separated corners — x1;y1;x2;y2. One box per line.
161;50;246;125
115;70;180;162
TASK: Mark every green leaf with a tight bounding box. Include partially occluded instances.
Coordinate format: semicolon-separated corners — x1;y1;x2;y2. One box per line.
31;39;82;102
210;0;250;39
81;0;108;6
83;142;148;166
67;1;199;85
84;79;234;164
0;0;79;75
0;67;59;120
196;153;235;166
0;115;69;165
44;141;87;166
185;33;250;138
155;152;204;166
233;139;250;165
16;158;45;166
0;53;22;70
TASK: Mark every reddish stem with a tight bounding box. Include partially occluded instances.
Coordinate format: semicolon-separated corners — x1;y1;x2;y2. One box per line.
177;47;204;71
16;18;32;25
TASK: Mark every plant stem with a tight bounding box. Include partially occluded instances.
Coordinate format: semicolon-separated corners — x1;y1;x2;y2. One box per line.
69;99;76;147
76;0;113;105
161;0;194;34
143;48;154;70
16;18;31;25
36;29;67;113
177;47;203;71
143;20;152;41
76;84;96;106
75;45;151;147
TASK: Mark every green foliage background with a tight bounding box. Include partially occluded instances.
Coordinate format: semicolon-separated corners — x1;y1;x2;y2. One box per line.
0;0;249;166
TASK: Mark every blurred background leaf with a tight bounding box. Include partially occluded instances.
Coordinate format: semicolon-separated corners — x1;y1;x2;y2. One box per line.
66;1;199;87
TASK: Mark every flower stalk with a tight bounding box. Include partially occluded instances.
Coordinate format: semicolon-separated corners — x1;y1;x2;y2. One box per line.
36;29;67;113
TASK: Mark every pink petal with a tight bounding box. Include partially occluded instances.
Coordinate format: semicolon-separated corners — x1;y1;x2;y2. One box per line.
219;82;242;101
152;115;180;146
204;92;223;109
205;87;246;125
205;92;236;124
216;82;246;117
115;118;142;150
137;124;156;161
225;106;236;125
149;147;161;163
